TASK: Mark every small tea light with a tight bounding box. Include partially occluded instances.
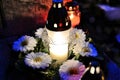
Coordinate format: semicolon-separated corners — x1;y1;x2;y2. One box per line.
65;1;81;28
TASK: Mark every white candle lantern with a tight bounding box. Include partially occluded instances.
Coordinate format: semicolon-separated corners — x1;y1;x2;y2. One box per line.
46;0;71;64
47;29;70;63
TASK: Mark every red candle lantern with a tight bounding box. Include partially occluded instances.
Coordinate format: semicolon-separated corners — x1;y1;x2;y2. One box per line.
65;1;81;28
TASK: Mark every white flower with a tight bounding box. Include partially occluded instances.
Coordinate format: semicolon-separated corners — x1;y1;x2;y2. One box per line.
79;42;91;57
79;43;98;57
69;28;86;44
35;28;44;38
69;28;86;54
59;60;85;80
72;41;87;55
41;28;49;47
35;28;49;47
13;35;37;52
72;41;97;57
24;52;52;69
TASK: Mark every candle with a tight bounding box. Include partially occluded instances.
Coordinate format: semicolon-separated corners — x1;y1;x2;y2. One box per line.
47;29;70;64
46;0;71;64
68;11;80;28
65;1;81;28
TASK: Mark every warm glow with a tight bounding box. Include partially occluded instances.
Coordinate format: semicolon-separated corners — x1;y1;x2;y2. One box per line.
47;29;70;44
90;67;95;74
96;67;100;74
69;12;74;19
58;3;62;8
49;44;68;63
68;11;80;28
46;29;70;63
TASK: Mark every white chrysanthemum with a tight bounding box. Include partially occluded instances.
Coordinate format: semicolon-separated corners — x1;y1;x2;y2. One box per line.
72;41;87;55
38;28;49;49
79;42;91;57
59;60;85;80
24;52;52;69
79;42;98;57
35;28;49;48
13;35;37;52
41;28;49;47
35;28;44;38
69;28;86;44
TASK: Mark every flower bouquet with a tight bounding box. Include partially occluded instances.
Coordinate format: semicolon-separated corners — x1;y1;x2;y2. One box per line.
12;27;98;80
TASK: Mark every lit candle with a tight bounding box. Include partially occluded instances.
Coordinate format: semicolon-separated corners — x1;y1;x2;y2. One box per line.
46;0;71;64
47;29;70;63
65;1;81;28
68;11;80;28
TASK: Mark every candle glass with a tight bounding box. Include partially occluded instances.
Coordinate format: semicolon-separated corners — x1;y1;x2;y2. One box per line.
65;1;81;28
47;29;70;64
